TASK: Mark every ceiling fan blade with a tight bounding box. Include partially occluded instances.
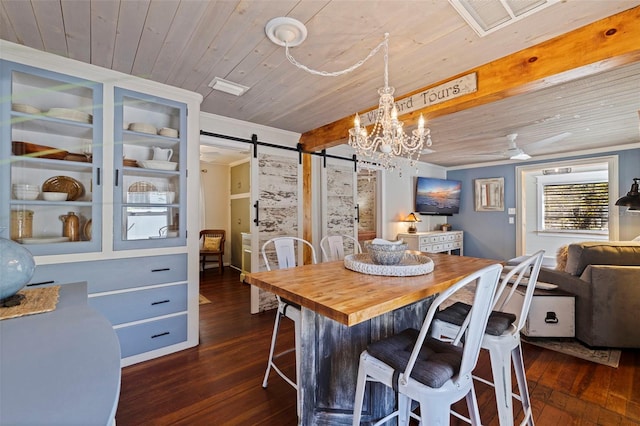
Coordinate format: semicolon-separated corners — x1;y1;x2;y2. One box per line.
528;132;572;147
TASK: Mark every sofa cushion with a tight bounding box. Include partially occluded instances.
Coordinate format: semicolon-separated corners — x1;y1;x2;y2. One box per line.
565;242;640;276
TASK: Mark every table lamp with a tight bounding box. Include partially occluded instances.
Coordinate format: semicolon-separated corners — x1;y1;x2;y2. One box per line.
403;212;421;234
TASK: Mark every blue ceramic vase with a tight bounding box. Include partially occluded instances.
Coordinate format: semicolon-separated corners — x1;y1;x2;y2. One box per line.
0;237;35;301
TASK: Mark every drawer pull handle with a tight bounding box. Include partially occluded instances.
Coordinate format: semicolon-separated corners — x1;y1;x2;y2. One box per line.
151;331;170;339
27;281;55;287
151;268;171;272
151;299;170;306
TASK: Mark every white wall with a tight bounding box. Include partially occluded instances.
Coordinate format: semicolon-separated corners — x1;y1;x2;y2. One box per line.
382;160;449;240
199;161;230;262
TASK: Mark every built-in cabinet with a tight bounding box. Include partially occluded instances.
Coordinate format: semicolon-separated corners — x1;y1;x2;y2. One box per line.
1;61;103;256
1;42;201;367
397;230;464;255
113;88;186;250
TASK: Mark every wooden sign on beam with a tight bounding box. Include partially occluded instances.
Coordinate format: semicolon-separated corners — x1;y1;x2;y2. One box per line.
359;73;477;126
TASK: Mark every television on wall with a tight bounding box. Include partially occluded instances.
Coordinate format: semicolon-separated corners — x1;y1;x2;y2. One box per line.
415;177;462;216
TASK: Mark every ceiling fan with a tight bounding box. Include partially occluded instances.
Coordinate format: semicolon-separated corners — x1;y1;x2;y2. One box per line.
469;132;572;161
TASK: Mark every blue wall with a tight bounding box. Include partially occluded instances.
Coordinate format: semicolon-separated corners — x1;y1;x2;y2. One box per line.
447;148;640;260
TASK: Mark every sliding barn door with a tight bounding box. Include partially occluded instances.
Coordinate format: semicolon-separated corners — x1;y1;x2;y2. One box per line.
320;158;358;258
249;146;303;313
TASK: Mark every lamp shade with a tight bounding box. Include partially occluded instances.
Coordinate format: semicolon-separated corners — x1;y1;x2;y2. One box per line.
615;178;640;209
403;212;421;234
403;212;421;223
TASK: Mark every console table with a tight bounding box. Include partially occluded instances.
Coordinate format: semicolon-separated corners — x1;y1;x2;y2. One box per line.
0;282;121;425
398;230;464;255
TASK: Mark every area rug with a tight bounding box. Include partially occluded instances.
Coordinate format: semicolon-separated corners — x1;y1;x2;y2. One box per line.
199;294;212;305
522;337;621;368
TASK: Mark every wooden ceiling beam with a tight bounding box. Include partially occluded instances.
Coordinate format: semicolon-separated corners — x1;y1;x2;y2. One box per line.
300;6;640;152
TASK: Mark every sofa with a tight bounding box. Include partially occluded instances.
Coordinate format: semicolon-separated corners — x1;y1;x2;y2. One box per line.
537;241;640;348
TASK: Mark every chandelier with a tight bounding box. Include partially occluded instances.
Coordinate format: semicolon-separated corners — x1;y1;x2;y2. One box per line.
265;19;432;171
349;34;431;170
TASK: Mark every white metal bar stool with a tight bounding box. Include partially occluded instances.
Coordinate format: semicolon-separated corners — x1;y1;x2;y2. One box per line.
261;236;317;418
353;263;503;425
320;234;362;261
431;250;545;426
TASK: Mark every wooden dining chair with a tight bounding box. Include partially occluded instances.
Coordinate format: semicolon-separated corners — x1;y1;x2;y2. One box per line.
320;234;362;261
261;236;317;419
431;250;545;426
352;263;503;425
199;229;225;274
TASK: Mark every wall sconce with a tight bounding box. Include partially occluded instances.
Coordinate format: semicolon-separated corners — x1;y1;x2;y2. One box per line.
615;178;640;211
403;212;421;234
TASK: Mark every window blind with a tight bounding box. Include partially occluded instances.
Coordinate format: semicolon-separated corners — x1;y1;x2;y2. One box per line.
543;182;609;231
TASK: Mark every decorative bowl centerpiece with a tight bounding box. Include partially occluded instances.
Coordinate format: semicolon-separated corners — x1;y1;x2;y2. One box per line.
364;239;408;265
0;237;35;304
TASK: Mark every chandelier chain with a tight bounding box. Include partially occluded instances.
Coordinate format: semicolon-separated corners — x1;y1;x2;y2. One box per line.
284;34;389;78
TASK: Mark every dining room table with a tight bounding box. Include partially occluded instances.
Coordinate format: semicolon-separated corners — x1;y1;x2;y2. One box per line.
245;252;499;425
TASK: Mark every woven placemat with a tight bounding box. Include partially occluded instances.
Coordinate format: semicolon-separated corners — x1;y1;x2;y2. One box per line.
0;286;61;321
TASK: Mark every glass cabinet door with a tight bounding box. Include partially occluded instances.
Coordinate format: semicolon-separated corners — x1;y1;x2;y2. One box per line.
1;61;102;255
113;88;186;250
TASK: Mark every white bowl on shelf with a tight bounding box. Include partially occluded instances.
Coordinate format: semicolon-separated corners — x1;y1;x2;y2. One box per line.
128;122;157;134
42;191;68;201
13;184;39;200
158;127;178;138
137;160;178;171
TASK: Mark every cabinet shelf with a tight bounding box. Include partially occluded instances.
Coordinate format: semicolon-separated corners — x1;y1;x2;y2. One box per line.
122;167;179;177
11;112;93;138
11;156;93;172
10;200;93;207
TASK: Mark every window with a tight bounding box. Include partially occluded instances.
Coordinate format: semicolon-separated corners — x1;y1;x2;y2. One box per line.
537;171;609;234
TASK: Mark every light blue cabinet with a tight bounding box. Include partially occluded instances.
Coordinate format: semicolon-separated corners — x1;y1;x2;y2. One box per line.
113;88;187;250
1;60;103;255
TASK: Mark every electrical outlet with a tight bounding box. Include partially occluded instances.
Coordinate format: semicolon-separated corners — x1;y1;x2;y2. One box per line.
508;217;515;224
508;208;516;215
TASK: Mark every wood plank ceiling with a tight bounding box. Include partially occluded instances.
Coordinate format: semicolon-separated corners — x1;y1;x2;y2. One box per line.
1;0;639;167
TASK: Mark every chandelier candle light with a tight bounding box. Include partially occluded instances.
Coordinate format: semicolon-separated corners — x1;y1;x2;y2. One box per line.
349;34;431;170
265;19;432;171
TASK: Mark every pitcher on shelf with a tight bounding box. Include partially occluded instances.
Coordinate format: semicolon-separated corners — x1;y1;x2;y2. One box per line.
60;212;80;242
152;147;173;162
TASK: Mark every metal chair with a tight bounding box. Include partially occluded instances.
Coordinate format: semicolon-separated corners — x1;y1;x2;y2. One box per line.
199;229;225;273
261;236;317;418
431;250;545;426
352;263;503;425
320;234;362;261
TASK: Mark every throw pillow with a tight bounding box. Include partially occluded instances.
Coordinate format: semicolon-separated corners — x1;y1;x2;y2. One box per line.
203;236;222;251
556;245;568;271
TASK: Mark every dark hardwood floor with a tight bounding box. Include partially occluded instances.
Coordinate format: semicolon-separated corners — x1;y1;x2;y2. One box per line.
116;267;640;425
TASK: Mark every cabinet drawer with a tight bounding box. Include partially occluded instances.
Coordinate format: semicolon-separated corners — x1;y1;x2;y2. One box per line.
89;284;187;325
116;314;187;358
28;254;187;292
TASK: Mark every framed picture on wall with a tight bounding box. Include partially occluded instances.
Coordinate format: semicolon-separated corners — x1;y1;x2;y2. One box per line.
475;177;504;211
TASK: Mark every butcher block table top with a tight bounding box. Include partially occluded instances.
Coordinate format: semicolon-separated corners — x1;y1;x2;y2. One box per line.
245;253;499;326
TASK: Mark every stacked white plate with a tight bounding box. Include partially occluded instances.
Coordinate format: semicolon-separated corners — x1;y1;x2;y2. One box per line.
158;127;179;138
128;122;157;134
12;103;41;114
46;107;92;123
138;160;178;171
